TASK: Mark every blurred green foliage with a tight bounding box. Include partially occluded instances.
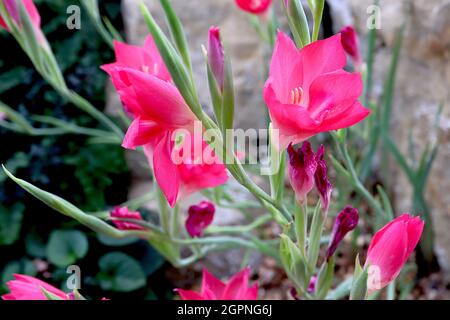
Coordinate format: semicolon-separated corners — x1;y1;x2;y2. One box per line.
0;0;170;299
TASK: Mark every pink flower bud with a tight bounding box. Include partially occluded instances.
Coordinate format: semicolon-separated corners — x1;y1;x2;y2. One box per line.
340;25;362;69
314;145;332;212
326;206;359;260
235;0;272;15
110;206;145;231
287;141;317;203
0;0;40;31
176;268;258;300
208;26;225;90
307;275;317;294
365;214;424;293
185;201;215;238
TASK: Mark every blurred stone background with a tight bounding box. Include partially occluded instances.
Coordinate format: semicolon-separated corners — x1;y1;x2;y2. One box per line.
108;0;450;278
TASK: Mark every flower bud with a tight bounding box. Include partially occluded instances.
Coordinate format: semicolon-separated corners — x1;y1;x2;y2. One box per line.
207;26;224;91
314;145;332;212
110;206;145;231
185;201;215;237
287;141;317;203
340;25;362;70
326;206;359;260
365;214;424;293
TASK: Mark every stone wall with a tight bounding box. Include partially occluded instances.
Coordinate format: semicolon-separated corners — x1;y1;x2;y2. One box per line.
343;0;450;278
114;0;450;277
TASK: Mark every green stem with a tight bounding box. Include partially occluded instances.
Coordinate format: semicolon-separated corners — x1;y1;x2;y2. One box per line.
206;214;271;234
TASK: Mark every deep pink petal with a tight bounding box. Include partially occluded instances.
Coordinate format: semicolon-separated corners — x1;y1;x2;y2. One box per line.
308;70;363;120
221;268;250;300
299;34;347;90
202;269;226;298
405;215;425;256
316;101;370;132
152;133;180;207
113;68;195;127
176;289;204;300
269;32;303;103
122;117;165;150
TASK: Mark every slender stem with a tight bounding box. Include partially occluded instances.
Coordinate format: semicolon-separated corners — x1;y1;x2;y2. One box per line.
206;214;272;234
294;202;307;256
170;204;180;237
156;184;171;234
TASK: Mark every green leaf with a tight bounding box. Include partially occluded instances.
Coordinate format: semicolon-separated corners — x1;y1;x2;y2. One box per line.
98;252;146;292
97;234;138;247
315;257;335;299
25;232;47;258
46;230;89;267
1;259;37;284
159;0;193;73
0;203;25;246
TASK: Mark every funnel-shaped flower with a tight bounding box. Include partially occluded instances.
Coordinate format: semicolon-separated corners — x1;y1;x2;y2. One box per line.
110;206;145;231
102;38;228;207
2;274;67;300
314;145;332;212
287;141;317;203
177;268;258;300
186;201;215;237
235;0;272;15
340;25;362;69
264;32;370;149
326;206;359;260
365;214;424;293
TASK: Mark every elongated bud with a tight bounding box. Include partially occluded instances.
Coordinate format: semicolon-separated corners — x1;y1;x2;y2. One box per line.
0;0;40;31
287;141;317;203
110;206;145;231
326;206;359;260
186;201;215;237
208;27;225;90
365;214;424;293
340;25;362;70
314;145;332;212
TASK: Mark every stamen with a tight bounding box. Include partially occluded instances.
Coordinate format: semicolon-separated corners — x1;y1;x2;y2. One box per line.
289;87;304;105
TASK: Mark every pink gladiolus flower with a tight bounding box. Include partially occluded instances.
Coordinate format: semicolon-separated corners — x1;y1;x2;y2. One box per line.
340;25;362;69
102;37;228;207
287;141;317;203
365;214;424;293
2;274;68;300
264;32;370;149
326;206;359;260
235;0;272;14
314;145;332;212
176;268;258;300
207;26;225;90
186;201;215;237
110;206;145;231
